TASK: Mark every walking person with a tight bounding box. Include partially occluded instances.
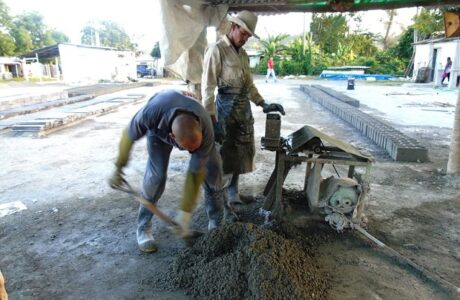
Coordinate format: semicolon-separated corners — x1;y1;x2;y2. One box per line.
441;57;452;85
109;89;224;253
202;10;285;205
265;56;277;83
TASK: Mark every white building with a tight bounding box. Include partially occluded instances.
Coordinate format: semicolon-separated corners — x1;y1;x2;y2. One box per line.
246;49;263;68
413;37;460;88
20;43;137;84
0;57;21;79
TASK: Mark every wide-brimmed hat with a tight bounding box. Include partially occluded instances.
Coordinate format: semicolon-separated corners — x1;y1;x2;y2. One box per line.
228;10;259;39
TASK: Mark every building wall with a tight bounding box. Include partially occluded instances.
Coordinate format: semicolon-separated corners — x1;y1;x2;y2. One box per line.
58;44;136;84
414;39;460;87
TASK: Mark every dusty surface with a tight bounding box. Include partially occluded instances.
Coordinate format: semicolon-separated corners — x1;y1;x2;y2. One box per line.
0;78;459;299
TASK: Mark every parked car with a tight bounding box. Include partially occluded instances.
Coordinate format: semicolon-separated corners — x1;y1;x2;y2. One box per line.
136;65;156;78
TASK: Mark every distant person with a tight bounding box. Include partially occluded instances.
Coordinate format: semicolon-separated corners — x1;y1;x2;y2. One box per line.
109;89;224;253
441;57;452;85
265;56;277;83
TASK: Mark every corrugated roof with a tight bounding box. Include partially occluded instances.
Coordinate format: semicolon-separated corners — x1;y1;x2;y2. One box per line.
413;36;460;44
204;0;459;13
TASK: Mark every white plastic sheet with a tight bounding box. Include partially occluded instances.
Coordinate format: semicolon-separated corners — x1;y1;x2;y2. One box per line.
158;0;228;84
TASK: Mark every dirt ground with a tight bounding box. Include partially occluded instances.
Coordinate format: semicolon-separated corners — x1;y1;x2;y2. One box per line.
0;79;459;299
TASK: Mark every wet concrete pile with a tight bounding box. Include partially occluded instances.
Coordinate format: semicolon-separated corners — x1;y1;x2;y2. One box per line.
173;222;329;299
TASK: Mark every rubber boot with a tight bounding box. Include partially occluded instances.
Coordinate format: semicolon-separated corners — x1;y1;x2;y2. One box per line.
204;189;224;230
136;205;157;253
227;173;244;205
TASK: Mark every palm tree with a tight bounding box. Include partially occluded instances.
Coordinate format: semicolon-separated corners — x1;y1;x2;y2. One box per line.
259;33;289;58
382;9;397;49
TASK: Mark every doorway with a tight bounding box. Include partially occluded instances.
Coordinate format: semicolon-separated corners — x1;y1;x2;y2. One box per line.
430;48;438;81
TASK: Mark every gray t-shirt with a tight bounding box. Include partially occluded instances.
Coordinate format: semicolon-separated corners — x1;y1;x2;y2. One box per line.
127;89;214;173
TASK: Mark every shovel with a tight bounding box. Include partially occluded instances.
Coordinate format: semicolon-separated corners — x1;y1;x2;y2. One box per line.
112;179;203;245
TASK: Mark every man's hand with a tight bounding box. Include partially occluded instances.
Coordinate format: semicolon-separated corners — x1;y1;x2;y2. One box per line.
213;122;225;144
262;102;285;115
181;90;197;99
108;168;125;190
210;114;225;144
172;210;192;238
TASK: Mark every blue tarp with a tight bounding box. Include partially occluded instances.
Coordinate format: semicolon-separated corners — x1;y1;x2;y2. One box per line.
319;73;396;80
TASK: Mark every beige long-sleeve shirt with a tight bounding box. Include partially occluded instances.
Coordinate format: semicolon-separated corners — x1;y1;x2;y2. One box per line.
201;35;264;116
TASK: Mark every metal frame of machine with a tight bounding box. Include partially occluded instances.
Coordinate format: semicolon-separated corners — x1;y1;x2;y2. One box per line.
261;114;373;231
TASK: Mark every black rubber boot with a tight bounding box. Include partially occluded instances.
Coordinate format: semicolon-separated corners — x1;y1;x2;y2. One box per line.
227;173;244;205
204;189;224;230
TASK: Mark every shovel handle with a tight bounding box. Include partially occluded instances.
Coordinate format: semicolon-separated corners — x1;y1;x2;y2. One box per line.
132;193;179;228
114;179;180;228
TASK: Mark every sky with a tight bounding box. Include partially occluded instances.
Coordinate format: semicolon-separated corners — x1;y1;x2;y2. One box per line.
4;0;418;52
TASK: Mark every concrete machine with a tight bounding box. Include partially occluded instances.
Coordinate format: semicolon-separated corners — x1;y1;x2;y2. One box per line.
260;113;460;295
261;114;373;231
261;113;372;231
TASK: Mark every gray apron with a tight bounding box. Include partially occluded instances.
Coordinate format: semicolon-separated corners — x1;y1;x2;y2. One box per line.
216;87;255;174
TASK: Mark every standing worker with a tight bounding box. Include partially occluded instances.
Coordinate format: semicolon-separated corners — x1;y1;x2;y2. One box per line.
265;56;277;83
109;89;224;253
202;10;285;205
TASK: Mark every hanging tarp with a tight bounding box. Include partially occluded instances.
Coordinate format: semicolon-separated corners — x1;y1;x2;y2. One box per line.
158;0;228;85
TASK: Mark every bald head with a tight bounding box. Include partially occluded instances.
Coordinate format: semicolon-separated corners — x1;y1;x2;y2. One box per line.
171;113;202;152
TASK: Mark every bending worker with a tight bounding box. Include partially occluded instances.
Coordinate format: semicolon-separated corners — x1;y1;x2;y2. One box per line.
202;10;285;204
109;89;224;253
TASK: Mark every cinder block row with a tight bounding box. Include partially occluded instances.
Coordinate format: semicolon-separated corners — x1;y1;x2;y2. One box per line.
0;91;68;111
67;82;149;97
10;94;146;136
311;84;360;107
0;94;94;120
300;85;428;162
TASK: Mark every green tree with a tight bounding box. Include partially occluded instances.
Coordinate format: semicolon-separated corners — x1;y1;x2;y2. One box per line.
80;21;135;51
259;33;289;57
80;25;96;45
345;33;378;57
50;30;69;44
10;26;34;53
388;27;415;63
151;41;161;58
0;0;14;55
0;32;15;56
310;13;348;54
0;0;12;29
283;33;318;75
99;20;134;50
382;9;397;49
413;8;443;40
13;12;54;49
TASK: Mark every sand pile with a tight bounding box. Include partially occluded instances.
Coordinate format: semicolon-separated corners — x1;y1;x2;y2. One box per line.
173;222;329;299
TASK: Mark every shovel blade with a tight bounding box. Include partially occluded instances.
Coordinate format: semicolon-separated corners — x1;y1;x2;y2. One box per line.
182;230;204;247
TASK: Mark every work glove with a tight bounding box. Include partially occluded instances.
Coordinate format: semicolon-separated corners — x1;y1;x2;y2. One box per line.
114;128;134;170
210;114;225;144
262;102;285;115
173;209;192;238
109;168;126;190
180;170;206;212
109;128;133;190
213;122;225;144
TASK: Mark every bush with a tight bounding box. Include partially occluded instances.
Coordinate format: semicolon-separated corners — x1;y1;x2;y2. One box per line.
254;57;268;74
350;53;405;76
279;60;305;76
